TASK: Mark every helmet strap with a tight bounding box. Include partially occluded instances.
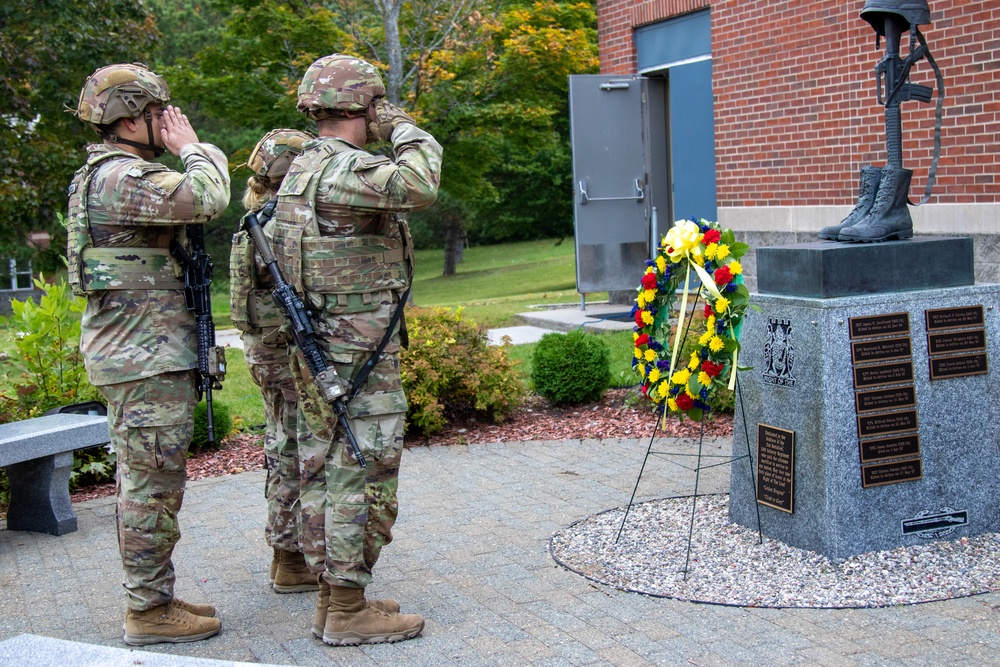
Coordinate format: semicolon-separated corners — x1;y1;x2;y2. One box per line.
100;109;164;158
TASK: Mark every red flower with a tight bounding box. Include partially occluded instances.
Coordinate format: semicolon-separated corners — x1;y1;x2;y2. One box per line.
676;394;694;410
704;303;713;318
703;229;721;244
634;309;646;327
640;383;649;395
702;360;723;377
635;333;650;347
641;272;658;290
714;266;733;285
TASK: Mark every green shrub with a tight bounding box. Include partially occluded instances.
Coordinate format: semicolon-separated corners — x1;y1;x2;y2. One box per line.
191;400;234;452
0;276;101;420
531;329;611;405
401;306;525;435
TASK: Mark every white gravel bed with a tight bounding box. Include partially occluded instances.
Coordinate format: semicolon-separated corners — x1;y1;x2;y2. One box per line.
549;494;1000;608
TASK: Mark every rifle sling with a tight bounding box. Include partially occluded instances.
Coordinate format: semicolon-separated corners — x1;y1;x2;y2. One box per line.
348;282;410;402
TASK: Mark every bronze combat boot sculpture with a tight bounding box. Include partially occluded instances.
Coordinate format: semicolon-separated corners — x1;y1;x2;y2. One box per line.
819;0;944;243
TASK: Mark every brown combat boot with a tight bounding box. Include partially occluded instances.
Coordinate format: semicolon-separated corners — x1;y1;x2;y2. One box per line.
123;602;221;646
273;549;320;594
171;597;216;617
322;584;423;646
312;577;401;637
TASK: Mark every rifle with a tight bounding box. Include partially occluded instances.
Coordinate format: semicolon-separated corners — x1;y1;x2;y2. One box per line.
242;200;367;468
171;224;227;444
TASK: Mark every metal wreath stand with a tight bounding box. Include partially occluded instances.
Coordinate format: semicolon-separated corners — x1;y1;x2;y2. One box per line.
615;293;763;580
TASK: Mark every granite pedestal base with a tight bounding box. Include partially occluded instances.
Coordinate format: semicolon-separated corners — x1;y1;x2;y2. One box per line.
729;284;1000;561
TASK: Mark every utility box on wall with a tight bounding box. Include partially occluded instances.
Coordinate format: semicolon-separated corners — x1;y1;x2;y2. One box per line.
569;75;668;295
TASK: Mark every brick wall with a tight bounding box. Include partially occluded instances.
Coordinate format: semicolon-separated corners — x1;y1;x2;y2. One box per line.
595;0;1000;208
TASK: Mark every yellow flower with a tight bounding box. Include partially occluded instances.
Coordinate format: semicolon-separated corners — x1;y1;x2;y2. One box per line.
663;219;704;262
671;368;691;385
685;387;697;399
656;255;667;273
688;351;700;370
667;397;678;411
709;336;725;352
639;364;648;378
644;348;657;362
641;310;654;326
706;314;716;330
715;296;730;313
658;382;671;398
698;371;712;386
704;243;718;260
699;330;713;345
729;260;743;275
715;244;730;260
633;331;640;341
642;288;656;302
636;292;647;308
648;368;661;384
633;347;643;360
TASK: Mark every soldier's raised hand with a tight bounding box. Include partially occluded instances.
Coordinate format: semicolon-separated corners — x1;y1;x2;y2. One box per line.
160;105;201;156
367;98;415;142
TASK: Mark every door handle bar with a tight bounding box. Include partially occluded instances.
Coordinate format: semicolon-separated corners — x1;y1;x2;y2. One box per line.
578;179;644;205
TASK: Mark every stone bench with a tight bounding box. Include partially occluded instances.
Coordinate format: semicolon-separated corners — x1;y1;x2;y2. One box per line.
0;412;110;535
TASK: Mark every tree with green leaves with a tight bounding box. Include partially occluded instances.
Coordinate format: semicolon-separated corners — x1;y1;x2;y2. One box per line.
0;0;156;273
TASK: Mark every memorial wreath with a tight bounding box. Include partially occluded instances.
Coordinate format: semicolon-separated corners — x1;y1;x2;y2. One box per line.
631;218;753;422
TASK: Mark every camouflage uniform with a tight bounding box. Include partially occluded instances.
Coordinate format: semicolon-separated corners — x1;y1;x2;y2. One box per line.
230;215;300;554
272;125;441;589
69;139;230;611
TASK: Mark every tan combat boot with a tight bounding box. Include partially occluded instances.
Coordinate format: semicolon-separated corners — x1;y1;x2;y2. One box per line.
268;547;280;584
123;602;221;646
171;598;216;617
273;549;320;593
312;577;401;637
322;584;423;646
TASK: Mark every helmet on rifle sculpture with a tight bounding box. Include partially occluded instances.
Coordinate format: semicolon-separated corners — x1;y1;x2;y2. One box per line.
75;62;171;127
861;0;931;35
296;54;385;119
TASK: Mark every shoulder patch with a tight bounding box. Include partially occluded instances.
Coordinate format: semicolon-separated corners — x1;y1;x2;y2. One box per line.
353;154;396;193
145;170;185;196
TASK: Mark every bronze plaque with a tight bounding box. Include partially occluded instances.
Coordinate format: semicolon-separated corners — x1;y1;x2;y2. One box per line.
927;329;986;355
862;458;923;488
859;434;921;463
925;305;984;331
857;410;918;438
853;361;914;388
756;424;794;514
851;337;912;364
855;385;916;413
929;353;989;380
849;312;910;339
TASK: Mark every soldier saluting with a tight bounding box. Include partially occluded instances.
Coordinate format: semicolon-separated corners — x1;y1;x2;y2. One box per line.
271;54;441;646
68;63;230;646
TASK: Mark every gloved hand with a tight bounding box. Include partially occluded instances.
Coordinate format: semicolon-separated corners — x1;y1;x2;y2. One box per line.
367;98;415;142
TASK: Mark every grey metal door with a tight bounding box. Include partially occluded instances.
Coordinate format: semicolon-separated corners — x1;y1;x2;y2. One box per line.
570;75;666;294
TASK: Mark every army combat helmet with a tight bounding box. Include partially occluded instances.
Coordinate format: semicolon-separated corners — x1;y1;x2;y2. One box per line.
75;62;171;157
861;0;931;36
247;128;315;180
296;54;385;120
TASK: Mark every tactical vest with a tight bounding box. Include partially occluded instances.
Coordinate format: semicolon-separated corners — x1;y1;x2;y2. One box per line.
271;141;410;313
229;219;285;335
66;150;184;296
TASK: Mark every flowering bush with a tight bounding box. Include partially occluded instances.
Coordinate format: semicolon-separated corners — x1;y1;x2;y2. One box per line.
401;306;524;435
631;218;753;421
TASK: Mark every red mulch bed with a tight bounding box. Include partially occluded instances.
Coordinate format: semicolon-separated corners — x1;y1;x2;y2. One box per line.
69;388;733;504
